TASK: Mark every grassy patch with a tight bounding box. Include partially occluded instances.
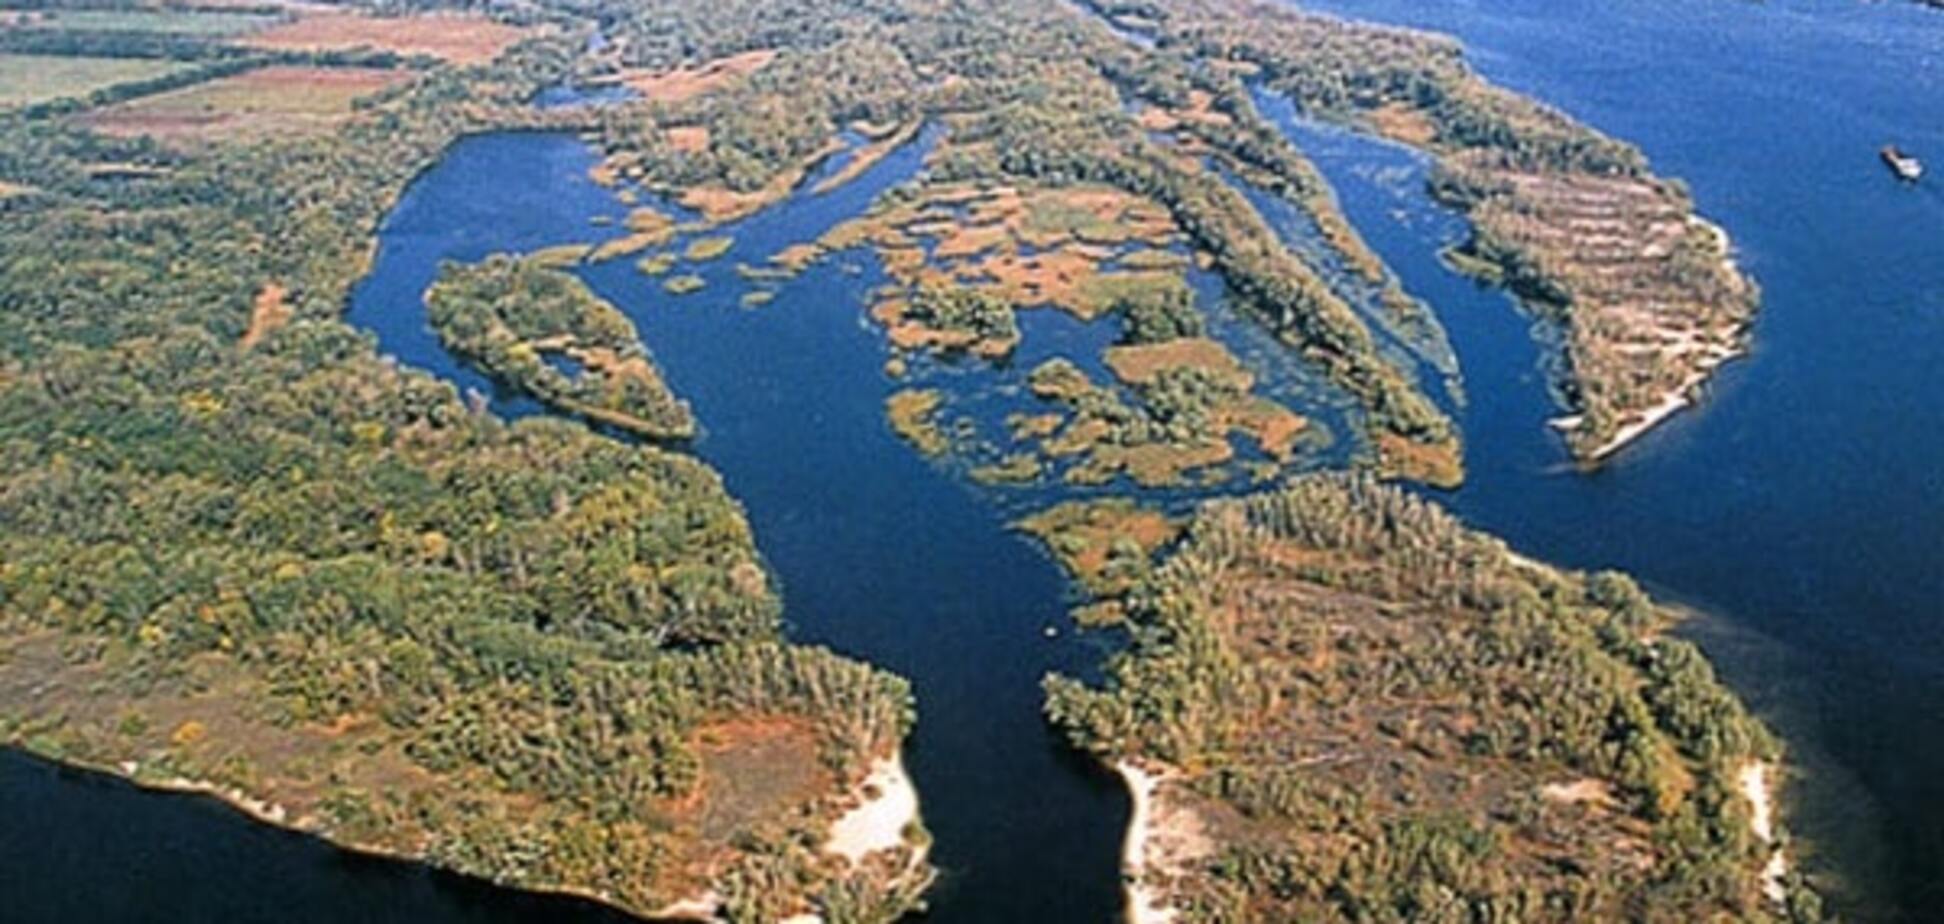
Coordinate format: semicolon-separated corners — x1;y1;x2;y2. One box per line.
240;11;530;66
1016;499;1178;596
22;9;280;36
637;252;679;276
80;66;411;143
663;274;706;295
684;235;736;262
0;54;187;108
885;388;948;456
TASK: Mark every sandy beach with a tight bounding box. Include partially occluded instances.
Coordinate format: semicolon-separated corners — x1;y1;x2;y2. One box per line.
1549;214;1750;463
1740;761;1790;905
1116;760;1211;924
827;752;922;865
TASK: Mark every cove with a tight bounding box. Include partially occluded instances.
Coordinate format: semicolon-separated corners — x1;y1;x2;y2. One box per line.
0;127;1126;921
1270;0;1944;917
360;128;1146;920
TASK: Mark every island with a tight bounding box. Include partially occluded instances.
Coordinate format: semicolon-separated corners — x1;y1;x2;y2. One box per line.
1085;0;1757;463
426;255;697;440
1040;475;1820;922
0;0;1813;919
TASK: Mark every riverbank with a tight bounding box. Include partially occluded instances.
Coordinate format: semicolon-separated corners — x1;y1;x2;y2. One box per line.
1743;761;1792;906
1556;335;1743;463
1114;761;1209;924
827;753;925;867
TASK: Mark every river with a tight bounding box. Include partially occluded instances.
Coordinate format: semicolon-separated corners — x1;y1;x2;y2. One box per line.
4;0;1941;920
1278;0;1944;917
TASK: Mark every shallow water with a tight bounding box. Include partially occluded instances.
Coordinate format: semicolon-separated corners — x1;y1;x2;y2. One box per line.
6;0;1943;919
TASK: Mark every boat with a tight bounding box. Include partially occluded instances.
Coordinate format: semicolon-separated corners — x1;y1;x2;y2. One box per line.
1882;145;1923;182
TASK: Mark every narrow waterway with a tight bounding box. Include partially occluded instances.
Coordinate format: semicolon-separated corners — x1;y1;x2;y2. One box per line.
1274;0;1944;917
5;1;1941;920
353;129;1138;922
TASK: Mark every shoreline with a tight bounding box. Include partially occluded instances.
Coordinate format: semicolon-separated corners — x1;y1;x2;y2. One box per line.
1116;760;1176;924
1741;761;1791;905
1114;760;1209;924
1558;338;1744;463
1539;214;1752;465
54;757;643;916
14;744;927;924
826;752;924;867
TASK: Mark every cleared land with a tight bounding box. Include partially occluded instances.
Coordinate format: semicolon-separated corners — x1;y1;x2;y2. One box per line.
0;54;187;108
623;50;777;103
239;11;531;66
80;66;412;143
10;8;280;35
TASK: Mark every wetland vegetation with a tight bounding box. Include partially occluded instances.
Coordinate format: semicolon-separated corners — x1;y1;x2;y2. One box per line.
0;0;1815;919
426;255;696;440
1041;475;1822;922
1086;0;1756;461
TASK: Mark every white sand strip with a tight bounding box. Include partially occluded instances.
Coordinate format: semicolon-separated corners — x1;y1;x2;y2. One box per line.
827;753;920;865
1740;761;1791;905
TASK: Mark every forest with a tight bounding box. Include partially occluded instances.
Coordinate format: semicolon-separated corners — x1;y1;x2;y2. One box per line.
0;6;929;920
426;255;697;440
0;0;1796;920
1041;475;1825;922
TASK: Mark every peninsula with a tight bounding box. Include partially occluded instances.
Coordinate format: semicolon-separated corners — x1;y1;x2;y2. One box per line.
0;0;1807;919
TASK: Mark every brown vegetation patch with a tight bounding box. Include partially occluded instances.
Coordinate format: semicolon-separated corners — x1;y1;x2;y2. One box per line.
1227;398;1307;460
239;12;530;67
688;717;828;847
623;50;777;104
1367;102;1437;146
81;66;411;143
1105;440;1235;488
1375;430;1463;489
885;388;948;456
1017;499;1179;596
239;283;291;351
808;183;1184;324
666;125;711;154
1104;337;1251;389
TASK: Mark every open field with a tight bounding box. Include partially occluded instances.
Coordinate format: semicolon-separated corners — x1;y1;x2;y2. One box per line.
0;53;187;108
238;11;532;66
623;50;776;103
80;65;411;142
8;8;281;36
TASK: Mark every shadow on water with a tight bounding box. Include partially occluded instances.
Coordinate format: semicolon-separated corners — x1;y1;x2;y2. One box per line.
1262;0;1944;915
0;749;644;924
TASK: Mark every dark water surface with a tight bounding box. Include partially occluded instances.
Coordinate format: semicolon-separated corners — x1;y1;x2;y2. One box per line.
5;0;1943;920
1275;0;1944;917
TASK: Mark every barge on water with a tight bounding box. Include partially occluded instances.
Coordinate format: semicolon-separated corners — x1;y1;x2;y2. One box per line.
1882;145;1924;182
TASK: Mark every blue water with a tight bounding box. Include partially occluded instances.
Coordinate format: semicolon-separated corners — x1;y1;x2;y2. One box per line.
533;83;640;109
363;126;1136;922
5;0;1942;920
1278;0;1944;916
